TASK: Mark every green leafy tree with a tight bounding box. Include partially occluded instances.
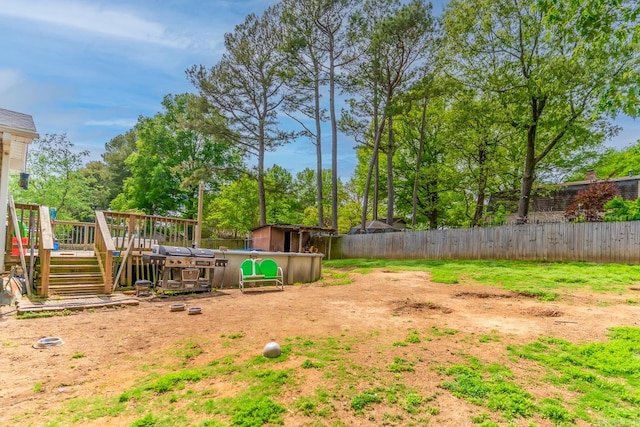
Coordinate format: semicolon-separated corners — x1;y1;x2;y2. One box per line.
79;160;110;215
188;4;295;226
292;168;335;227
568;140;640;181
443;86;523;227
13;133;93;220
206;166;311;236
282;0;361;231
342;0;437;229
281;0;328;227
441;0;639;223
116;94;238;216
604;197;640;222
207;176;259;237
393;89;451;229
264;166;307;225
101;129;137;206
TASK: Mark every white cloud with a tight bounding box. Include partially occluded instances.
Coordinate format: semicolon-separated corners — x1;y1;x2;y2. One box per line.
0;68;69;114
85;118;137;128
0;0;189;48
0;69;24;93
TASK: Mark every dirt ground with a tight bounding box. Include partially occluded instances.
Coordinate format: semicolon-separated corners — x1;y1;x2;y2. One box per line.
1;268;639;426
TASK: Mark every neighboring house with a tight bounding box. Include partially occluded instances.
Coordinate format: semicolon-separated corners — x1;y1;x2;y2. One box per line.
1;107;39;272
348;220;401;234
489;170;640;224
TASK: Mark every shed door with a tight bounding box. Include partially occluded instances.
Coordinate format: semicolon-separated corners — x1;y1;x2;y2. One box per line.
284;232;291;252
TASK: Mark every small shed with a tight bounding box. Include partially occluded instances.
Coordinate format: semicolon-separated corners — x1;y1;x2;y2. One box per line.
250;224;335;253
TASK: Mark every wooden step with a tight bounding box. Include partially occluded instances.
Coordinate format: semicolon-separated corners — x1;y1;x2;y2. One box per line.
50;263;100;270
48;273;103;285
50;256;98;264
36;253;109;297
48;284;107;296
49;268;101;276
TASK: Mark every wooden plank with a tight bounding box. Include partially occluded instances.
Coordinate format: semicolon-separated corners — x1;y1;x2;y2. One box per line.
337;221;640;264
113;235;135;291
8;196;30;294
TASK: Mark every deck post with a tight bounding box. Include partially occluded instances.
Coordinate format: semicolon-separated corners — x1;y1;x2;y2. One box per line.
38;206;54;297
0;132;11;273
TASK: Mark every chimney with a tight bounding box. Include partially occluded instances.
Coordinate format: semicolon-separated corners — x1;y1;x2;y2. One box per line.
585;170;596;181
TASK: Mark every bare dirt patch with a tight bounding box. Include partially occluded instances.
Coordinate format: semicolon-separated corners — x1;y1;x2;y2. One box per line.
521;307;564;317
1;268;639;426
391;298;453;315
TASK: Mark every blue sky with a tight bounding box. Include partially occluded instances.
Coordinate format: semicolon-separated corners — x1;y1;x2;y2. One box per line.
0;0;637;180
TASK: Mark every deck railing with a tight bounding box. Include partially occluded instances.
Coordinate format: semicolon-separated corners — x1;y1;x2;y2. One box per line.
101;211;197;288
6;203;40;256
5;205;198;294
102;211;197;251
52;220;95;251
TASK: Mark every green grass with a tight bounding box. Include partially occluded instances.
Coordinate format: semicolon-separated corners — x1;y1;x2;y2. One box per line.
13;257;640;427
439;360;535;420
323;259;640;296
388;357;415;373
176;339;204;363
319;269;353;286
223;332;244;339
429;326;458;337
351;389;384;411
16;327;640;426
508;327;640;424
478;333;501;343
17;309;73;319
405;329;421;343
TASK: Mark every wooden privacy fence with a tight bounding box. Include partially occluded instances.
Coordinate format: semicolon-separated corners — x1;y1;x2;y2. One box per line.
335;222;640;264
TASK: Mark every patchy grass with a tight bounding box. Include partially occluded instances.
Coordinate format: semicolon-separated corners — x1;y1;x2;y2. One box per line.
17;309;73;319
319;269;352;286
324;259;640;296
508;327;640;425
13;320;640;427
438;359;536;420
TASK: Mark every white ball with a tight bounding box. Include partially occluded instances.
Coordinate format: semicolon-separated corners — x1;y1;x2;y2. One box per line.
262;340;282;358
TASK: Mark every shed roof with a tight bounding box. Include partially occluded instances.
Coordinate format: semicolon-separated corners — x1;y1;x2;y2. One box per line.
251;224;336;234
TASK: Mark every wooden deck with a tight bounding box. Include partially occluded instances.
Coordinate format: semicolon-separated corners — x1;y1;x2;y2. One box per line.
16;293;140;315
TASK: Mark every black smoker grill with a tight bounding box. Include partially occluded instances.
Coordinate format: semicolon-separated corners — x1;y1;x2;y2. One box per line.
142;245;228;292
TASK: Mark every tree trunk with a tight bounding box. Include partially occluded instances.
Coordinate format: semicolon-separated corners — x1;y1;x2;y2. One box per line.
386;116;395;226
517;96;545;224
314;70;324;227
427;179;439;229
329;35;339;231
258;97;267;226
361;113;385;231
412;98;428;226
471;143;488;227
373;152;379;221
517;124;538;224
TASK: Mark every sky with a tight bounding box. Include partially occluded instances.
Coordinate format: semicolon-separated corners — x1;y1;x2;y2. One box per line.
0;0;638;180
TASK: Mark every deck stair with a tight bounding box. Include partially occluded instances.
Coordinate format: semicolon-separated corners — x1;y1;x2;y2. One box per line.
37;254;107;297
